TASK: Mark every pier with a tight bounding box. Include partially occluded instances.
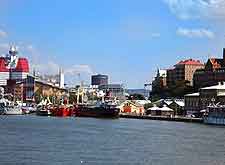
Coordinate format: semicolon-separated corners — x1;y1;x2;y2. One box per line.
119;114;203;123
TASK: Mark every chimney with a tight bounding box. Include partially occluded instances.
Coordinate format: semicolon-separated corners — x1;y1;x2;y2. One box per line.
223;48;225;62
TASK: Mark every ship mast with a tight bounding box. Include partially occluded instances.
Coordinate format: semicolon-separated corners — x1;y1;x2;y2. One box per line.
76;73;84;104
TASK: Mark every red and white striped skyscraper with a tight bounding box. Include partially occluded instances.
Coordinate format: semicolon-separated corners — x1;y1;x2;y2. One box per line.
0;46;29;86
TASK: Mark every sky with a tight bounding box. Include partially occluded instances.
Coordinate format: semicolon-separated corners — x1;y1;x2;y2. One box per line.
1;0;225;88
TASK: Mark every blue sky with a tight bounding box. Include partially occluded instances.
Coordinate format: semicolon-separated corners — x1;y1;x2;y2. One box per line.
1;0;225;88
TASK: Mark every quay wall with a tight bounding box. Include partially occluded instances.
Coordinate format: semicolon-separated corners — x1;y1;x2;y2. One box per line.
119;114;203;123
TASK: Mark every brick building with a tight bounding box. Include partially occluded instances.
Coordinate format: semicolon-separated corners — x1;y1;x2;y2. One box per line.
0;46;29;87
13;77;67;103
167;59;204;87
194;48;225;89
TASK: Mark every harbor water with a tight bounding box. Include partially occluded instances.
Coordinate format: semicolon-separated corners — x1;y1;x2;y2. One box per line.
0;116;225;165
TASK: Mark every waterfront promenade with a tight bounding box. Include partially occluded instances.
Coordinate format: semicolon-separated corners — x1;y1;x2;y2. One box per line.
120;114;203;123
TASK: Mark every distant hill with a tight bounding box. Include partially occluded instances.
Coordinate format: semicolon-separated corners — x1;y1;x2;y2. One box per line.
126;89;150;98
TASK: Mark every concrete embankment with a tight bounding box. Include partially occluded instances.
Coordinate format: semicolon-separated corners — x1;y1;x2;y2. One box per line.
119;114;203;123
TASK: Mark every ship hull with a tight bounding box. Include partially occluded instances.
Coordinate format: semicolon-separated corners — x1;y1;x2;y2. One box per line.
75;106;119;118
4;107;23;115
203;117;225;126
36;109;52;116
51;107;73;117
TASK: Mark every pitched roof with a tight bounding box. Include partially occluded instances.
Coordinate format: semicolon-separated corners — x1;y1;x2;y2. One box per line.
208;58;224;68
176;59;203;66
185;92;200;97
0;57;29;72
159;105;174;111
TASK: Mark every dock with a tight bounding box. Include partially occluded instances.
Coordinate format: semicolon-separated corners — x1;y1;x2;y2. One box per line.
119;114;203;123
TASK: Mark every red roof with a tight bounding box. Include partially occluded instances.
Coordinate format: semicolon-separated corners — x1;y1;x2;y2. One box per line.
208;58;223;69
14;58;29;72
0;57;8;72
176;59;203;65
0;57;29;72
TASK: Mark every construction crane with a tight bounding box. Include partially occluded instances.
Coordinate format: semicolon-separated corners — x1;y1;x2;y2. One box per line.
144;83;152;99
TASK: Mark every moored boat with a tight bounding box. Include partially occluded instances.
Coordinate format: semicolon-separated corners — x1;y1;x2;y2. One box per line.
36;105;52;116
203;104;225;125
0;95;23;115
4;106;23;115
51;105;74;117
74;102;120;118
22;105;36;114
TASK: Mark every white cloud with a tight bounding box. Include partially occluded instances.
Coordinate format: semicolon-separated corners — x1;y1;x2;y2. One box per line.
163;0;225;20
65;65;93;75
176;27;215;38
0;42;93;85
0;29;7;38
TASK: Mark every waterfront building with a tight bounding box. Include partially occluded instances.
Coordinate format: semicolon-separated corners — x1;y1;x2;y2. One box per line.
0;46;29;86
12;75;67;103
0;46;32;102
13;75;35;102
98;84;124;98
193;48;225;89
119;100;145;115
146;105;174;117
91;74;108;86
185;82;225;117
152;99;184;116
35;68;65;89
34;79;67;102
167;59;204;87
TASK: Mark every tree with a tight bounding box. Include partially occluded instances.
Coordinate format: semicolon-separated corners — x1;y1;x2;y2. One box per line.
144;103;153;110
128;93;145;100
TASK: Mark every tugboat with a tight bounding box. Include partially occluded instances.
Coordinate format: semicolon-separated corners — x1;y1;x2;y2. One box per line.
51;98;74;117
73;87;120;118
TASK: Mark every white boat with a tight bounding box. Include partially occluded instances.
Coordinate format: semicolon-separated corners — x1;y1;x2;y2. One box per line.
4;106;23;115
0;97;23;115
22;105;36;114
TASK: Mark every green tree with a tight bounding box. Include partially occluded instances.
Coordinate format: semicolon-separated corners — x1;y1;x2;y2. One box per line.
128;93;145;100
144;103;153;110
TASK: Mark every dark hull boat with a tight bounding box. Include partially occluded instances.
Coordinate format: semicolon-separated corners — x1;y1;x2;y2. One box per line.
36;105;52;116
74;103;120;118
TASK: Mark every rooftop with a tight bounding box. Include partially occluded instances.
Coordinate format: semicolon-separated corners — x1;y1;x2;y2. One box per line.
209;58;223;69
201;83;225;90
185;92;200;97
176;59;203;66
